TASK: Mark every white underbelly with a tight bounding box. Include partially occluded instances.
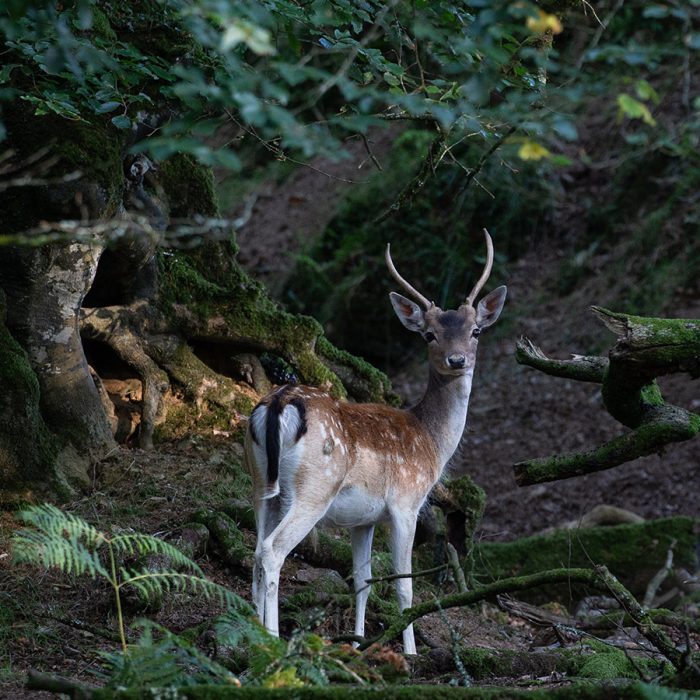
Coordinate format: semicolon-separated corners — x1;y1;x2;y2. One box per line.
322;486;388;528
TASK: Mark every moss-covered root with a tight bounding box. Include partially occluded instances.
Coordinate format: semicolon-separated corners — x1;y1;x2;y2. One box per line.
191;510;252;568
435;476;486;584
428;643;669;683
150;338;258;439
159;252;395;404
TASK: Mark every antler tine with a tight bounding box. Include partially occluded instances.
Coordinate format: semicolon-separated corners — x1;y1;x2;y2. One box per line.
465;228;494;307
385;243;433;310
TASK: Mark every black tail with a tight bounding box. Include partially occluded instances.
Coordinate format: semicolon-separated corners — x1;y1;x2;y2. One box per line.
265;394;283;490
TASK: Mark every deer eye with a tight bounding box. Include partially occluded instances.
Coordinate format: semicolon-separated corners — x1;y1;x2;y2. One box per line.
424;331;437;343
472;327;481;338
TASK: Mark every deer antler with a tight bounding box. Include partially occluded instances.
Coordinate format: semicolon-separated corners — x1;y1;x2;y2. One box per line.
465;229;494;307
385;243;433;310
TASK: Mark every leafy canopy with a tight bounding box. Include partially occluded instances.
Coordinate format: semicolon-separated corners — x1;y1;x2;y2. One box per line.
1;0;572;167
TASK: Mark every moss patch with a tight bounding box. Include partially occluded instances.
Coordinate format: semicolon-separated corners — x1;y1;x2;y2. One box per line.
0;295;62;501
158;249;394;403
158;153;218;218
474;517;699;601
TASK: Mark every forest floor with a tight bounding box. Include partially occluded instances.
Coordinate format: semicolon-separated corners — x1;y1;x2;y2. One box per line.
1;235;698;698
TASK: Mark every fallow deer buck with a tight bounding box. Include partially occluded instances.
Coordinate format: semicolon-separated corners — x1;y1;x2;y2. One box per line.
245;230;506;654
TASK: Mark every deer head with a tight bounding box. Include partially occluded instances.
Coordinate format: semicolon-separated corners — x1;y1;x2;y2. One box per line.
386;229;507;376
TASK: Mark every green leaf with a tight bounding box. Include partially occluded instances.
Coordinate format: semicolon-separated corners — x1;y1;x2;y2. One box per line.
0;64;19;83
383;71;400;87
635;80;659;104
617;94;656;126
111;114;132;129
96;101;122;113
642;5;669;18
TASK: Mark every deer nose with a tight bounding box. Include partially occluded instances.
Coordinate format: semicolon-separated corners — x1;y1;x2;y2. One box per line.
447;354;466;369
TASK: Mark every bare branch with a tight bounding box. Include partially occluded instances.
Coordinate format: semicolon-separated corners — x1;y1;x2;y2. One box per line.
516;337;609;382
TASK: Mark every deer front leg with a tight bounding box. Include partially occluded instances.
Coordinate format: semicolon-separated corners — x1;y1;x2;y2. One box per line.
389;510;418;655
350;524;375;644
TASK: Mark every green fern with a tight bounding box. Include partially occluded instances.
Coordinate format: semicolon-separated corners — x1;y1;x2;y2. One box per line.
214;610;399;687
12;503;246;653
100;621;240;689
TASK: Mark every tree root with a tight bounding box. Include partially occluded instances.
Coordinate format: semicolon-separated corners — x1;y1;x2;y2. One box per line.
80;303;169;448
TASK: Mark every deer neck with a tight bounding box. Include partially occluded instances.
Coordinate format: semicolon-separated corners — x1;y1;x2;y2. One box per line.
410;366;473;469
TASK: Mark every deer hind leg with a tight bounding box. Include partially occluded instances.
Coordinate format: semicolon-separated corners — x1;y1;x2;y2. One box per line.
258;500;331;637
350;524;375;644
253;496;282;622
389;509;418;655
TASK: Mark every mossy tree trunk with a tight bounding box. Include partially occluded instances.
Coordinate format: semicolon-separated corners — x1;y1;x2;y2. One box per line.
514;307;700;486
0;115;394;502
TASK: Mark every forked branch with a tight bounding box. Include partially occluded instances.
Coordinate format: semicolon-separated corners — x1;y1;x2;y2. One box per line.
514;308;700;486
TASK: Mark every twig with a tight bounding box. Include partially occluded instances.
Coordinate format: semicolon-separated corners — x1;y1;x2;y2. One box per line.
360;133;383;171
576;0;626;70
365;563;448;584
223;109;361;184
457;125;516;196
594;565;684;669
643;541;675;609
446;542;468;593
360;562;448;592
372;132;446;224
362;565;688;672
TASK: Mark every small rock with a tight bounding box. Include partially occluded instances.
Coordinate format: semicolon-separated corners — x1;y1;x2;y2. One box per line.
295;566;349;594
173;522;210;560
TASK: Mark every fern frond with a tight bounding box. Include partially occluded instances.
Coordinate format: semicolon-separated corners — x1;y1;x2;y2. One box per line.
17;504;104;547
101;621;238;688
215;608;277;651
13;528;108;578
119;568;244;609
110;534;204;575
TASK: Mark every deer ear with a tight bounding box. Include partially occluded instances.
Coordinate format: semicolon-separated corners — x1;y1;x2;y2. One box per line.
390;292;425;332
476;285;507;328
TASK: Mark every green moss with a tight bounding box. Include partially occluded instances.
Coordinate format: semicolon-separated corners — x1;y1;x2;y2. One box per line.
317;335;398;404
192;510;251;565
89;7;118;42
158;153;218;218
474;517;698;601
447;475;486;539
0;299;61;500
158;249;392;402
